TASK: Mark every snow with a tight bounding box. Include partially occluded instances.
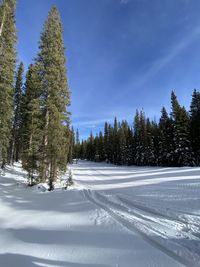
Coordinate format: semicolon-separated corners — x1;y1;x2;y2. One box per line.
0;161;200;266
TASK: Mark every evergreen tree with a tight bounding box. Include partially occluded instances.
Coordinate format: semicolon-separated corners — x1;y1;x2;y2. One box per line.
190;89;200;164
151;120;159;166
170;91;194;166
158;107;174;166
118;121;128;165
134;110;140;165
108;123;114;163
134;110;147;165
113;117;119;164
21;64;42;185
79;140;83;159
9;62;24;163
86;132;95;160
74;128;80;159
80;140;87;159
104;122;109;162
68;126;75;163
36;6;70;189
146;118;156;166
0;0;16;168
98;131;104;161
126;126;134;165
94;134;99;160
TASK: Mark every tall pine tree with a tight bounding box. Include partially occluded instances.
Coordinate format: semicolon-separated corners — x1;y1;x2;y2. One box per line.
36;6;70;189
68;126;75;163
9;62;24;163
190;89;200;164
0;0;16;168
171;91;194;166
158;107;174;166
21;64;42;184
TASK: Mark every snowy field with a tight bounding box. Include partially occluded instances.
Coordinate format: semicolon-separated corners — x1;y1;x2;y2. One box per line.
0;161;200;267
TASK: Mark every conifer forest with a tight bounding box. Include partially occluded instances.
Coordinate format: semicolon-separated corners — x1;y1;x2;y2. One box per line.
73;90;200;167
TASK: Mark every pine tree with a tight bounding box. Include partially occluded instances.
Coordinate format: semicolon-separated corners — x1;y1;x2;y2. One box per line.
80;140;87;159
126;126;134;165
134;110;140;165
74;128;80;159
118;121;128;165
94;134;99;161
98;131;104;161
68;126;75;163
170;91;194;166
190;89;200;164
9;62;24;163
36;6;70;189
86;132;95;160
146;118;156;166
21;64;42;185
0;0;16;168
104;122;109;162
151;120;159;166
113;117;119;164
79;140;84;159
134;110;147;165
158;107;174;166
108;123;114;163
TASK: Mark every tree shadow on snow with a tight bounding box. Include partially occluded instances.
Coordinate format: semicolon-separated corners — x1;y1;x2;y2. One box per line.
0;167;93;213
0;253;110;267
6;227;134;250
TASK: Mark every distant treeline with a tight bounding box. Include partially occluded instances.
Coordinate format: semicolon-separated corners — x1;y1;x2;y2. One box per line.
72;90;200;167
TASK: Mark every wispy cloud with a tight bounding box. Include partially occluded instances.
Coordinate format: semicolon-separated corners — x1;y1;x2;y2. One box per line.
116;24;200;99
73;118;112;128
120;0;130;4
141;25;200;83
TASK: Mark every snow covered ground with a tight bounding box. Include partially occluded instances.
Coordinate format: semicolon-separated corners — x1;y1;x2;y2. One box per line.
0;161;200;267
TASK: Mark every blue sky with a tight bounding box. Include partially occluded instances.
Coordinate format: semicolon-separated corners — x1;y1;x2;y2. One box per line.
16;0;200;139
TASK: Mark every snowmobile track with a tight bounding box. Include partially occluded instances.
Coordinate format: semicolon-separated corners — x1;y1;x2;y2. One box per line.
83;188;200;267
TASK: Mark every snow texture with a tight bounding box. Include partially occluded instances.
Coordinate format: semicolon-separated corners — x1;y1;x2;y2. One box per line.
0;161;200;266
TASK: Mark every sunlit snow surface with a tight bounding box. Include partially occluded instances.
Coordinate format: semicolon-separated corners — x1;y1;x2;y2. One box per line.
0;161;200;267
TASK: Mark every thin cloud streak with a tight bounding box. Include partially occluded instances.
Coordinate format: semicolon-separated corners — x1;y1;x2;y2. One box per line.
120;0;130;4
116;25;200;99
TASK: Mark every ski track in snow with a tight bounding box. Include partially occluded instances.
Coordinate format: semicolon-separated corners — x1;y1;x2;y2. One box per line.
72;161;200;267
83;189;200;267
0;161;200;266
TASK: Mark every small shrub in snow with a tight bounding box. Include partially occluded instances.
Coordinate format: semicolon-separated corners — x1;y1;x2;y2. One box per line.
68;170;73;186
64;170;73;190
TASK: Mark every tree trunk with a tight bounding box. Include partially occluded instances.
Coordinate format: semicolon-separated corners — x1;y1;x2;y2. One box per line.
10;131;16;165
41;108;49;182
0;9;5;38
1;157;6;170
49;155;54;191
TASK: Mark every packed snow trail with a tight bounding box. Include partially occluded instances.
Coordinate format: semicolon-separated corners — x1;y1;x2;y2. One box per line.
71;160;200;267
0;162;199;266
83;189;199;267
